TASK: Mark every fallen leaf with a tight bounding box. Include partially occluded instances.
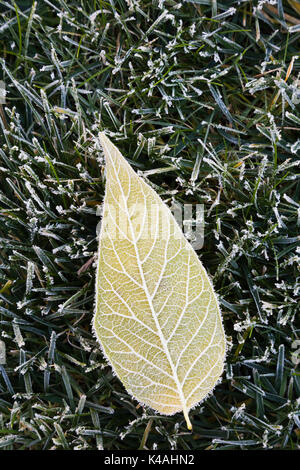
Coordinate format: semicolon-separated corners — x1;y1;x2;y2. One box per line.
93;132;226;430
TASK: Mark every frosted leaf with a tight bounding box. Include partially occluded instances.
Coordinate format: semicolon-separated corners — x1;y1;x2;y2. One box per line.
93;133;226;429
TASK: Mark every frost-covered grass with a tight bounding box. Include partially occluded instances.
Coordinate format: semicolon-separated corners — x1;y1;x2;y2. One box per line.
0;0;299;450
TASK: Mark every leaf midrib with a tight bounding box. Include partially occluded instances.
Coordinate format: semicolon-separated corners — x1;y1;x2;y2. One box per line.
103;137;191;422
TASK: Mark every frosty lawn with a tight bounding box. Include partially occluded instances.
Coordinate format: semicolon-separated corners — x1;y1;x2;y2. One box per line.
0;0;299;450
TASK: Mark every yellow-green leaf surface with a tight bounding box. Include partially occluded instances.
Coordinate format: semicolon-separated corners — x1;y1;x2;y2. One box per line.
93;132;226;429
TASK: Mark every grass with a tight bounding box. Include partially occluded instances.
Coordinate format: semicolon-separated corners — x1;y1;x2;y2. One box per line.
0;0;299;450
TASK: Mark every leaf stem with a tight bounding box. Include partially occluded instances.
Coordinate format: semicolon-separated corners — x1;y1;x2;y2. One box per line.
183;406;192;431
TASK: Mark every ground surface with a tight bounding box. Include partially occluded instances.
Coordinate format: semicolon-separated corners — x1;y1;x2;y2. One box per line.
0;0;299;450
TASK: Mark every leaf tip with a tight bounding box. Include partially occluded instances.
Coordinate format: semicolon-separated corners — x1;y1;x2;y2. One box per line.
98;131;118;167
98;131;107;147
